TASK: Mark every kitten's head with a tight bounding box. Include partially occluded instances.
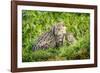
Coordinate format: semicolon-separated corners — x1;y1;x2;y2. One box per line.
53;22;66;36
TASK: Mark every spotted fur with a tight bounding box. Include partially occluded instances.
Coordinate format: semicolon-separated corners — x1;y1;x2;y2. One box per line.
32;22;66;51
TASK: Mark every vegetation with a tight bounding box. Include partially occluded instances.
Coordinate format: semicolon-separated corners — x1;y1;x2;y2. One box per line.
22;10;90;62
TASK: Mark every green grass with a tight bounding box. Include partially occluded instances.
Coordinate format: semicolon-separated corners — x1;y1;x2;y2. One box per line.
22;10;90;62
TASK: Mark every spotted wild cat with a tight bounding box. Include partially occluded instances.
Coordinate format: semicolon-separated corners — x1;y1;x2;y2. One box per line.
32;22;66;51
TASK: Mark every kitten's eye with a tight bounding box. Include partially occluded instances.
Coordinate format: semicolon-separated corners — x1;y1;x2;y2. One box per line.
58;28;60;31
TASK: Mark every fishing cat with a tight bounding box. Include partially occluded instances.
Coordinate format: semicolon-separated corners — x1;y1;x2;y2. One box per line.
32;22;66;51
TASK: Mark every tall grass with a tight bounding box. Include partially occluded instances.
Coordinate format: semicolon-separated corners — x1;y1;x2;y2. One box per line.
22;10;90;62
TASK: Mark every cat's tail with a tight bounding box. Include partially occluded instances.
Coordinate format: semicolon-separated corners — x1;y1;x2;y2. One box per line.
32;44;38;51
